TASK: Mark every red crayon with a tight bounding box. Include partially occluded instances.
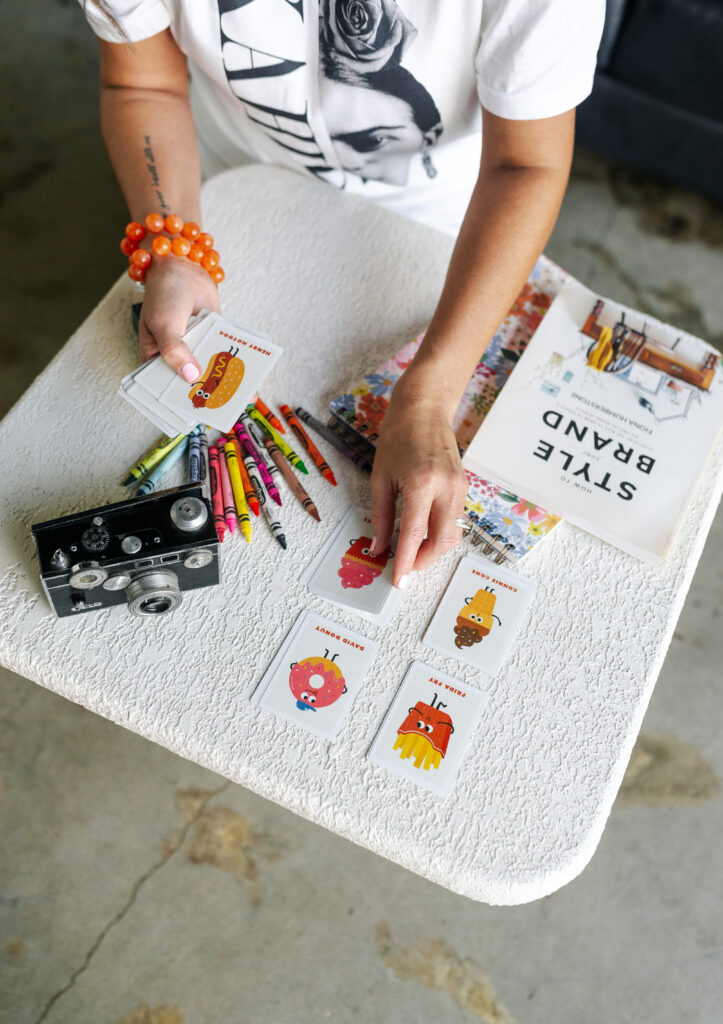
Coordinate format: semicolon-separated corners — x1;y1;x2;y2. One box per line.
208;444;225;543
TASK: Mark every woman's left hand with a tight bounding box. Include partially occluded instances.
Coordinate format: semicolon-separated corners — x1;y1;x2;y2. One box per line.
370;383;468;589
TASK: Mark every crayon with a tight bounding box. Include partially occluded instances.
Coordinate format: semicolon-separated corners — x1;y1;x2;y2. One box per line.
219;445;238;534
198;429;209;483
188;426;202;483
279;404;337;485
208;444;225;542
223;435;251;543
239;413;283;506
238;431;287;548
260;432;321;523
246;406;308;474
255;396;285;433
122;432;186;486
136;435;190;495
227;433;259;517
235;418;282;507
294;406;373;473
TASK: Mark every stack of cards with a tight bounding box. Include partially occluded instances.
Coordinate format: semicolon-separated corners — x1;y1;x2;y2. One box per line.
252;610;379;741
423;555;537;676
303;506;402;627
119;311;283;436
367;661;487;796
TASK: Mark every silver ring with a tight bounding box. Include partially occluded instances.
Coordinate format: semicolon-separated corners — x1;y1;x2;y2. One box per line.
455;516;470;530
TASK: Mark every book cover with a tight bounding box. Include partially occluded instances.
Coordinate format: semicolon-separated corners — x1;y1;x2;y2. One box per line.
462;278;723;563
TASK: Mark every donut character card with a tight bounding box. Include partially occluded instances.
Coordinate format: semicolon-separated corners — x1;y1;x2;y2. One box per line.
253;611;379;740
423;555;536;676
159;316;283;432
303;505;402;627
367;661;487;796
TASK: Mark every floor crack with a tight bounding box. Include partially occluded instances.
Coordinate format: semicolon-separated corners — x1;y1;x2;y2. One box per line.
32;780;230;1024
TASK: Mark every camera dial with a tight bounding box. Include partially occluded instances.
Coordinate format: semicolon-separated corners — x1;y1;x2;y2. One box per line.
103;573;132;592
184;548;214;569
69;561;109;590
126;569;182;618
170;496;208;533
82;518;111;553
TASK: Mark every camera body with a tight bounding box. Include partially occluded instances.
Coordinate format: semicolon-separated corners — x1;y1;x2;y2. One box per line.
32;483;220;618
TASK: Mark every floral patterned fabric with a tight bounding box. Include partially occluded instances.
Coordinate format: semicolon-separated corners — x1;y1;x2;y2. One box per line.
329;254;567;560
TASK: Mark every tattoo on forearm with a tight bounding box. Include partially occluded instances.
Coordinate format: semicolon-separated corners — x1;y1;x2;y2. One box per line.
143;135;169;212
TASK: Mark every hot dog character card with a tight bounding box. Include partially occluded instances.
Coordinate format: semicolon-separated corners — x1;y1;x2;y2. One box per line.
254;611;379;741
159;315;283;432
423;555;537;676
367;661;487;796
303;505;402;627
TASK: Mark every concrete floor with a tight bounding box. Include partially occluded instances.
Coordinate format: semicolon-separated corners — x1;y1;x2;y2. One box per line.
1;3;722;1023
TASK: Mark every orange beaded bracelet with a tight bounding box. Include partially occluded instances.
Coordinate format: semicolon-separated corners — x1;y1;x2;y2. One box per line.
121;212;225;287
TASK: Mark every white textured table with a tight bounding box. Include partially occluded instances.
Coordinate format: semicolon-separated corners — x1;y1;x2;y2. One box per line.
1;166;721;905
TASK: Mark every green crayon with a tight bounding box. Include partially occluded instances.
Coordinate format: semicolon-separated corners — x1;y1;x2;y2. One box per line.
123;432;187;486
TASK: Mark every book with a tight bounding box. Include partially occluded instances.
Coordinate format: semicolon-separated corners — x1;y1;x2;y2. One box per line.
462;278;723;563
328;255;568;564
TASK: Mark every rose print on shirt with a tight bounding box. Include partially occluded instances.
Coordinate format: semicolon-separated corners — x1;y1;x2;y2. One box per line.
319;0;443;186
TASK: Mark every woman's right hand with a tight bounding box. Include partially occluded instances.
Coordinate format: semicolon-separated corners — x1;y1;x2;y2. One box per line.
138;255;221;381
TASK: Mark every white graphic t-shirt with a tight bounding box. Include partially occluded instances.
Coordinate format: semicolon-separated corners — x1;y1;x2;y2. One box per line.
82;0;605;234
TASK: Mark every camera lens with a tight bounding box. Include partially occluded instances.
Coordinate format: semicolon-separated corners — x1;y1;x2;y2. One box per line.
126;570;182;618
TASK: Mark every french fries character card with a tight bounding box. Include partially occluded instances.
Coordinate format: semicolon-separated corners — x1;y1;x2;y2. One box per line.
367;661;487;797
423;555;537;676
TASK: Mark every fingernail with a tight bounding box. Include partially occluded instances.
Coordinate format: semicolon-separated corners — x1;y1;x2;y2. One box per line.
181;361;199;382
370;535;377;555
396;574;410;591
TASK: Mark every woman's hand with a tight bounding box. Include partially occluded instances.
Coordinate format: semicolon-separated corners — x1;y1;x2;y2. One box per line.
138;255;221;380
370;377;468;589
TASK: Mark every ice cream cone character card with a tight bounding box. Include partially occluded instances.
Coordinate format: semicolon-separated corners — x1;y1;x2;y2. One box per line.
423;555;537;676
253;610;379;740
368;661;487;796
155;313;283;432
304;506;401;627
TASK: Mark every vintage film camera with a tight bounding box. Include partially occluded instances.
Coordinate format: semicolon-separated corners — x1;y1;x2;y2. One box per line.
32;483;220;618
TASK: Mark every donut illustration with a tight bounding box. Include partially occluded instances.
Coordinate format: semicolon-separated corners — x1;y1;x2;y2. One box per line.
289;650;347;711
454;587;501;649
338;536;392;590
189;346;245;409
393;692;454;771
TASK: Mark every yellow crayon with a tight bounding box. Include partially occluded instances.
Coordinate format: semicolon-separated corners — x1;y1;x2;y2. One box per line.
223;436;252;543
246;406;308;474
122;432;186;485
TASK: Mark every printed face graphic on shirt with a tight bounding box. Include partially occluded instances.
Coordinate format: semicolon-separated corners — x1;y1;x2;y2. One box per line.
217;0;442;187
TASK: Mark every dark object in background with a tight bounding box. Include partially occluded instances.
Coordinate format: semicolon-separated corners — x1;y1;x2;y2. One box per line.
32;483;220;618
577;0;723;202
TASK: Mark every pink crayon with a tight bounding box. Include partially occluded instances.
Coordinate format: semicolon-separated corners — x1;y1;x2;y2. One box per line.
234;420;282;507
218;442;238;535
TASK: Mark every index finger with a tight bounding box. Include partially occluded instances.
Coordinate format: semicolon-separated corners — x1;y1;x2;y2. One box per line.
393;487;432;589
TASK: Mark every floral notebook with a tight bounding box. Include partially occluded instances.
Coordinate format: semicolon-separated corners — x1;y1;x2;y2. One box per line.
328;255;568;563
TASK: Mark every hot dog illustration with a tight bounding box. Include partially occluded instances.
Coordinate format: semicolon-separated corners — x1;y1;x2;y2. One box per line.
289;650;347;711
393;692;454;771
454;587;502;649
338;536;392;589
189;346;245;409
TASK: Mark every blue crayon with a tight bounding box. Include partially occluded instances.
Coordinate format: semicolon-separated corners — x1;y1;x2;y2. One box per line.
188;426;202;483
136;436;190;495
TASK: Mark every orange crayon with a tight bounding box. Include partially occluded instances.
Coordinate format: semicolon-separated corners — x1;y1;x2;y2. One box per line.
280;404;337;486
255;396;285;433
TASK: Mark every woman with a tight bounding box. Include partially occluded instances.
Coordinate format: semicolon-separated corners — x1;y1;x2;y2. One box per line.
81;0;605;586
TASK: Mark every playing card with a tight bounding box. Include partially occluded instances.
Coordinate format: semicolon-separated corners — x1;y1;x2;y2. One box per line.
367;660;487;797
133;315;216;399
254;610;379;740
423;555;537;676
303;505;402;627
120;377;195;436
159;316;283;432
